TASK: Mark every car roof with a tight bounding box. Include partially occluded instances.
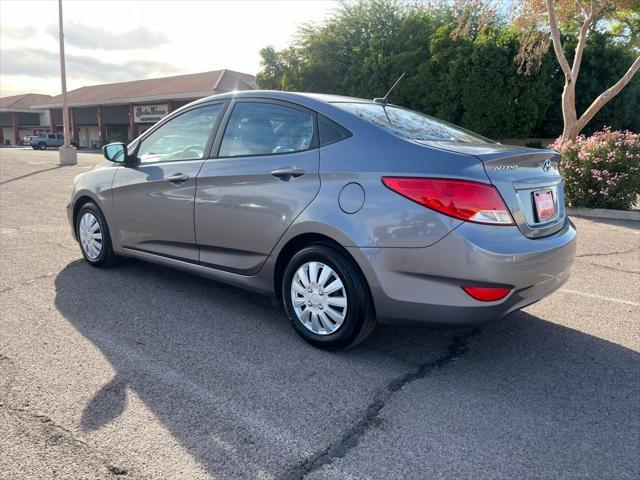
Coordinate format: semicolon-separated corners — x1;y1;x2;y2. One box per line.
166;90;409;141
191;90;373;106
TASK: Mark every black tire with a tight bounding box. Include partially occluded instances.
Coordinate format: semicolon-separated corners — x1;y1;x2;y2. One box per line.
282;244;376;350
38;143;47;150
31;146;37;150
75;202;118;267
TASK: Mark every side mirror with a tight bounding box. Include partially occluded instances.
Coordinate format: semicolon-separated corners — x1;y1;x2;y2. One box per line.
102;142;127;163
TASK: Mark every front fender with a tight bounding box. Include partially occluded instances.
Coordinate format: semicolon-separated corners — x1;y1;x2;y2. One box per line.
68;166;118;240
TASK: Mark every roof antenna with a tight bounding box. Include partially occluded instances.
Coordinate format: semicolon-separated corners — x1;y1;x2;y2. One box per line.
373;72;406;104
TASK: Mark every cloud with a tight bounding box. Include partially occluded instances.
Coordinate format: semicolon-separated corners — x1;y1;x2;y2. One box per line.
1;25;36;39
0;48;179;83
46;22;170;50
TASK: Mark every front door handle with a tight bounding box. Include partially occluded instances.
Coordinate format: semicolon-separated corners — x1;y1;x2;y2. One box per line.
167;173;189;185
270;167;305;180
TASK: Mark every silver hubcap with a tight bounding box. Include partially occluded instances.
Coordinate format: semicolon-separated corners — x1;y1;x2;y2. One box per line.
78;212;102;259
290;261;347;335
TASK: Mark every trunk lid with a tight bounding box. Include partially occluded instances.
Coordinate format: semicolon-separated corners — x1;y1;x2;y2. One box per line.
417;141;566;238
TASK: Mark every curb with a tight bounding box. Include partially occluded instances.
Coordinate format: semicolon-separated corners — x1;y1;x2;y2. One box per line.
567;207;640;222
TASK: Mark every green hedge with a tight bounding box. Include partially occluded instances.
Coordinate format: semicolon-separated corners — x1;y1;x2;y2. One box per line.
256;1;640;139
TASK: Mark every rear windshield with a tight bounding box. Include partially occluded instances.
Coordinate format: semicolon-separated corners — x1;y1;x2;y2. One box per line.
333;102;491;144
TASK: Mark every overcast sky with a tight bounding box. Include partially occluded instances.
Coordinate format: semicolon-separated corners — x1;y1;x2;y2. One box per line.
0;0;339;97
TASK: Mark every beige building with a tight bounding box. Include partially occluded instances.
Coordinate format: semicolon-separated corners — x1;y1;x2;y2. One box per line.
0;70;256;148
0;94;53;145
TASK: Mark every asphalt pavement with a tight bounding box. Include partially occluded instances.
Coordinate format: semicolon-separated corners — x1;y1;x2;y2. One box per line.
1;148;638;479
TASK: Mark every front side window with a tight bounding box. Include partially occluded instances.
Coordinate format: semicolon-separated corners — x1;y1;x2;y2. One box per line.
136;103;223;163
333;102;491;144
219;102;314;157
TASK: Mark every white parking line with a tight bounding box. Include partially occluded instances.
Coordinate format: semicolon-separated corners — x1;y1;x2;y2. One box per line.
559;288;639;307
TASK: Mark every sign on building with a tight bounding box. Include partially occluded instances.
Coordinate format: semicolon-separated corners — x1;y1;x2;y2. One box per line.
134;104;168;123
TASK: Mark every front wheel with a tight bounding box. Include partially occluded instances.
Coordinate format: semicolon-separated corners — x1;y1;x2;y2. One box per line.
75;202;118;267
282;244;375;350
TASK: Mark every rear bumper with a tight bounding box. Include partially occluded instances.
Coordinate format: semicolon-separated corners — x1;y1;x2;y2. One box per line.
350;218;577;327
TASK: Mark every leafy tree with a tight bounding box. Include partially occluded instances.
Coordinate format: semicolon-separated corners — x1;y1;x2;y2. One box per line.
256;0;639;139
513;0;640;139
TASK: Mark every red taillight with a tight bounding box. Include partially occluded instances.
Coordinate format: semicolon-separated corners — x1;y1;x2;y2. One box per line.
462;286;512;302
381;177;514;225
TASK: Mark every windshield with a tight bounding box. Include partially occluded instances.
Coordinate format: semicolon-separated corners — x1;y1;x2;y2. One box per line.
334;102;491;144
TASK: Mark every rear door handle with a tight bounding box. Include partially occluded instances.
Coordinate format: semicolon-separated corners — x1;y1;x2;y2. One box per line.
270;167;305;179
167;173;189;185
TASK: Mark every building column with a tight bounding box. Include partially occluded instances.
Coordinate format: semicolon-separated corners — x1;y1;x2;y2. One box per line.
128;104;138;141
0;124;4;144
97;105;107;143
69;107;79;144
11;112;19;145
167;100;174;113
49;109;57;132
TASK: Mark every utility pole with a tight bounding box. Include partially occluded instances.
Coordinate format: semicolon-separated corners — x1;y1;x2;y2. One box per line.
58;0;77;165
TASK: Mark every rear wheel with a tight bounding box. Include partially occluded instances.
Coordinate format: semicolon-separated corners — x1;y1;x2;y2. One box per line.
282;244;375;350
38;142;47;150
75;202;118;267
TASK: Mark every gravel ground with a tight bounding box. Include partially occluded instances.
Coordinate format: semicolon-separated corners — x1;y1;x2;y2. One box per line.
1;148;638;479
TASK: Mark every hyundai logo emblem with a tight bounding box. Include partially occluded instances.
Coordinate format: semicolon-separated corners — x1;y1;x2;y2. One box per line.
542;159;552;172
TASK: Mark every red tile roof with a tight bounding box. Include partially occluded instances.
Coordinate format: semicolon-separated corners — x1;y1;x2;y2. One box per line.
29;70;256;108
0;93;53;111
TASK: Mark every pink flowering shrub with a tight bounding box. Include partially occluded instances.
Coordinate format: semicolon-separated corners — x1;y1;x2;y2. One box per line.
550;128;640;210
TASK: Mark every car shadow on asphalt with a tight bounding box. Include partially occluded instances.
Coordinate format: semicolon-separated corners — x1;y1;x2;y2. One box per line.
54;259;640;479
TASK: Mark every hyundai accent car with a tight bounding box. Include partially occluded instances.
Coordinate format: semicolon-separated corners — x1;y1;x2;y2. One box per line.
67;91;576;349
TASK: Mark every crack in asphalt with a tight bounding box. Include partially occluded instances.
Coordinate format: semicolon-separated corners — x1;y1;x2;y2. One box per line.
0;259;83;294
576;259;639;275
1;403;89;446
576;246;639;258
0;354;129;477
281;329;481;480
1;402;129;476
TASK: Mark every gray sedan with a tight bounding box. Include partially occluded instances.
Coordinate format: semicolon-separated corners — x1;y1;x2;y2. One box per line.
67;91;576;349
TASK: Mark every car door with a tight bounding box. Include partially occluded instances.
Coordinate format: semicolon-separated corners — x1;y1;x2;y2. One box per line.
195;99;320;274
111;101;226;261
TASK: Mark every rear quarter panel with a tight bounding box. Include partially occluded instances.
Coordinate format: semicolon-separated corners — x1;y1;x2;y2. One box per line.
302;119;490;248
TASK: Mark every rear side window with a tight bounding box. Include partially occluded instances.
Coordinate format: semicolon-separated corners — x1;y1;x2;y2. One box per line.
333;102;491;144
48;134;56;139
319;115;351;146
219;102;314;157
